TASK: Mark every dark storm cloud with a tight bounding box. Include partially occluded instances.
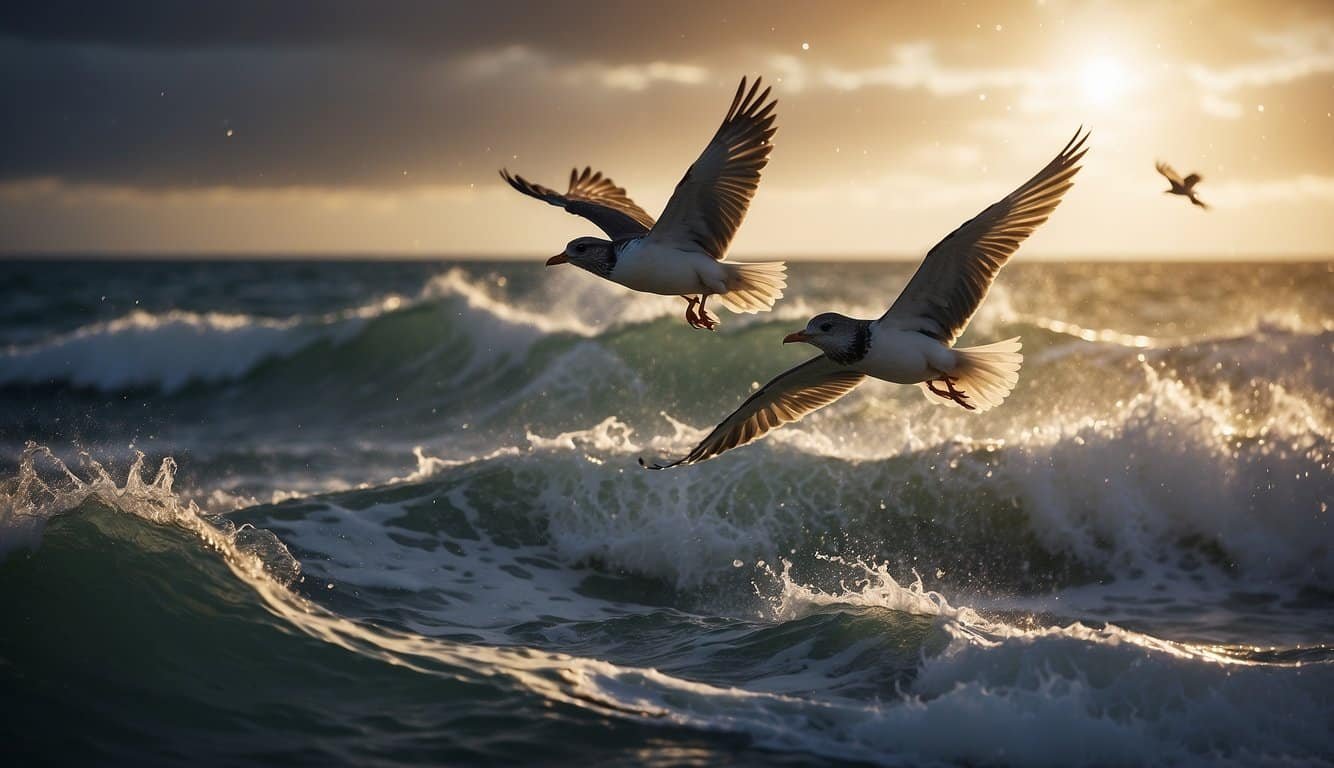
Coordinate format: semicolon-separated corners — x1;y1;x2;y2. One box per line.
2;1;921;58
3;1;1332;194
0;0;968;190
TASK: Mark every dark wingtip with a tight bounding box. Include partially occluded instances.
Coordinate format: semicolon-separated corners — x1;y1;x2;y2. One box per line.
638;455;680;470
499;168;524;192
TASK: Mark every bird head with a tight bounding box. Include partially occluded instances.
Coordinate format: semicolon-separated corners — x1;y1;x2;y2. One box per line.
784;312;864;357
549;236;615;275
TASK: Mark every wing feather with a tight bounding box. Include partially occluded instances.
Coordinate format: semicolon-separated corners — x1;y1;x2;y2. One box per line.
641;356;864;469
881;128;1089;344
647;77;778;259
1155;161;1183;186
501;166;655;239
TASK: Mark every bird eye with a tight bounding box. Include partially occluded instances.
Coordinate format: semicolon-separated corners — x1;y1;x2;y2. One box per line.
820;323;832;332
575;244;585;253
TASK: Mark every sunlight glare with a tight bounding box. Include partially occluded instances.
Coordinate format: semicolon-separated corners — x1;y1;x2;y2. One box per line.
1081;56;1129;107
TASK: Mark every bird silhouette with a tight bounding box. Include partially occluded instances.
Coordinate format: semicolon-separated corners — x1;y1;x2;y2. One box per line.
1155;162;1209;210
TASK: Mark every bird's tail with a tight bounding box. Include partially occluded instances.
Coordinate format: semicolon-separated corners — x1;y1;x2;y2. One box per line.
715;261;787;313
919;337;1023;412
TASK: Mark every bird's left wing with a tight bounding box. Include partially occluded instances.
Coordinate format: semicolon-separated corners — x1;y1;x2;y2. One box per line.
640;355;864;469
645;77;778;259
1182;172;1202;189
501;166;656;239
880;128;1088;344
1155;161;1183;186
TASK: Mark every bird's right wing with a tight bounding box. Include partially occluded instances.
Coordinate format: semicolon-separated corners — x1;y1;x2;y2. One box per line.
640;355;864;469
501;166;656;239
1182;172;1202;189
1155;162;1183;186
880;128;1088;344
646;77;778;259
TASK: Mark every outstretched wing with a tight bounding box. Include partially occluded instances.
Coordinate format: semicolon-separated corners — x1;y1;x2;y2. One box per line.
641;356;864;469
1182;172;1202;189
880;128;1089;345
501;166;655;239
1155;161;1183;186
646;77;778;260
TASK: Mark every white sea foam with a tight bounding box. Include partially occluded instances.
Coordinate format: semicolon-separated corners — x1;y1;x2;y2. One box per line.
0;297;403;392
0;443;299;584
4;441;1329;767
0;267;687;393
283;550;1331;768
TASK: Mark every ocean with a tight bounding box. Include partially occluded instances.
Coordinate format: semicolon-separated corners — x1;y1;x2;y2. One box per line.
1;258;1331;766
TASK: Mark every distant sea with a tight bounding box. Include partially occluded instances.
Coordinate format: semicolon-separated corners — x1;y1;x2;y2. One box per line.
2;259;1331;766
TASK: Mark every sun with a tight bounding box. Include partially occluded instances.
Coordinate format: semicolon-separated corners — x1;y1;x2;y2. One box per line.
1081;56;1130;107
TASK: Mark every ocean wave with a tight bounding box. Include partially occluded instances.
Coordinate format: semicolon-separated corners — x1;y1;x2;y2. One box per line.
270;343;1326;602
14;500;1329;768
0;300;399;393
0;269;572;393
0;442;299;583
3;443;1331;767
4;262;1329;405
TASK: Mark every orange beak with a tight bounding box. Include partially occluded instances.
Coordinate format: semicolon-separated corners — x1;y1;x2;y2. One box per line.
783;330;810;344
546;253;568;266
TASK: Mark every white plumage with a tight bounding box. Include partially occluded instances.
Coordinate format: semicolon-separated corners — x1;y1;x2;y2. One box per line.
502;77;786;329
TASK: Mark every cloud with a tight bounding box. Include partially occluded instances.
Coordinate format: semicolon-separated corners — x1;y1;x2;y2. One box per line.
1189;28;1334;118
770;43;1045;96
1206;174;1334;207
457;45;709;91
584;62;710;91
1199;92;1245;120
0;177;491;211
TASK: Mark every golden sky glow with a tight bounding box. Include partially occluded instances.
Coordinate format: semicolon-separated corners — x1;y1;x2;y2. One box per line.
2;1;1332;258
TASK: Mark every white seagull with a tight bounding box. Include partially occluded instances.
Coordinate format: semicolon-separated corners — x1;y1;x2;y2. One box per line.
642;129;1089;469
502;77;786;330
1155;161;1209;210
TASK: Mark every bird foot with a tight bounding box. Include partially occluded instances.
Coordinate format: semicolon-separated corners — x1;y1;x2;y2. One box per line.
683;297;718;330
927;376;975;411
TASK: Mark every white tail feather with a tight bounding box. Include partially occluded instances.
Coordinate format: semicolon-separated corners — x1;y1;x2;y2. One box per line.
919;337;1023;412
715;261;787;313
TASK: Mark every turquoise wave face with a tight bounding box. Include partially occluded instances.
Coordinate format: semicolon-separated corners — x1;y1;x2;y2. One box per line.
3;460;1332;767
2;259;1332;766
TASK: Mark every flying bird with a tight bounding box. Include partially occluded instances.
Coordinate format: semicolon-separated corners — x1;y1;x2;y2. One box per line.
642;129;1090;469
1155;162;1209;210
502;77;786;330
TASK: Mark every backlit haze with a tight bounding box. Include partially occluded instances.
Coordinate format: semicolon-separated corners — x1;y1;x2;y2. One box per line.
3;0;1332;258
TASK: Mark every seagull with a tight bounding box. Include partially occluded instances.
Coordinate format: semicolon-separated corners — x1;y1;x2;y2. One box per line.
641;129;1089;469
1155;161;1209;210
502;77;786;330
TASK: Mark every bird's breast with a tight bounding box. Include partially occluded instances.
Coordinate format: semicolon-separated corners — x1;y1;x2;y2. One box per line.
611;243;715;295
856;329;951;384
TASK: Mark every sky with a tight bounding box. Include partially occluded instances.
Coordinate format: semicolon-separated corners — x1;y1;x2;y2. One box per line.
2;0;1332;259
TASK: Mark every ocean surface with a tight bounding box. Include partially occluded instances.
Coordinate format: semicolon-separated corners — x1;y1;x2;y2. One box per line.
1;258;1331;766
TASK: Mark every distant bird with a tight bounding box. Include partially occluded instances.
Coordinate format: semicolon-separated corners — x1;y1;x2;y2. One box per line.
642;129;1089;469
1155;162;1209;210
502;77;786;330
